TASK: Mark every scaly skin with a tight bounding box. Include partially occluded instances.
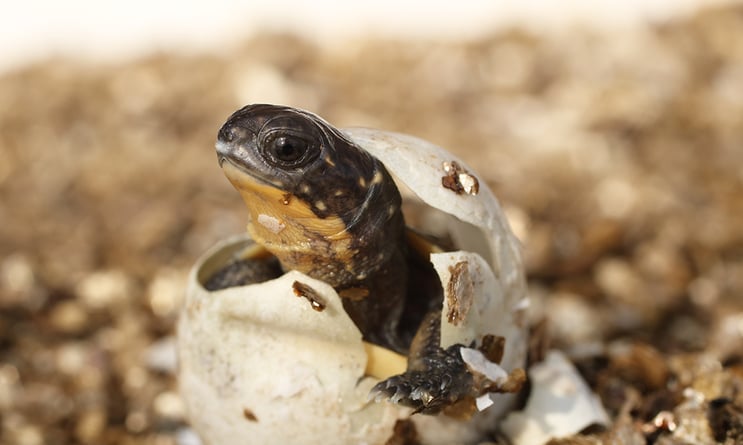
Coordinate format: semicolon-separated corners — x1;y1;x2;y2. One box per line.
213;104;481;413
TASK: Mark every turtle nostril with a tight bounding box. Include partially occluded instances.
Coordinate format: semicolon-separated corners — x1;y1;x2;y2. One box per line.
218;125;239;143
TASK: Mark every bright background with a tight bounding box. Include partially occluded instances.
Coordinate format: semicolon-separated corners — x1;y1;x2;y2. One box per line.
1;0;737;72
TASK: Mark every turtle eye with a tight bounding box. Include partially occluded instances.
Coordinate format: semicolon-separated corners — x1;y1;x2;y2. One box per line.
262;132;315;168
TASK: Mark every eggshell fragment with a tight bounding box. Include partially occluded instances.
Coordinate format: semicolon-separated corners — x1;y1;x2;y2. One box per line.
349;129;530;443
347;128;530;423
500;350;610;445
431;251;524;372
344;128;525;296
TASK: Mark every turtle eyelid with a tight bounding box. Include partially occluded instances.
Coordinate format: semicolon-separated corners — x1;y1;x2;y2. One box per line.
258;127;321;169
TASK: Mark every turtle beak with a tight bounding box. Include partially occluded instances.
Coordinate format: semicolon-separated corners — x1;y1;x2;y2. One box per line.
215;140;232;167
215;129;281;188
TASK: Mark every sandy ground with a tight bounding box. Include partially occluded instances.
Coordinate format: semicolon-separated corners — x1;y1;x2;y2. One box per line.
1;4;743;445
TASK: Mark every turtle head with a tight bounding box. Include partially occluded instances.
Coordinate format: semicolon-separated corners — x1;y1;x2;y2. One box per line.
218;104;390;217
216;104;326;190
215;104;404;279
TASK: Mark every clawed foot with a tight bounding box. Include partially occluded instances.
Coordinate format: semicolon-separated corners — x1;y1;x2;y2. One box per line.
369;370;471;414
369;344;473;414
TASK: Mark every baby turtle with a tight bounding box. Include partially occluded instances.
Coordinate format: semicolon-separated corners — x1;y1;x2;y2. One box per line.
209;104;505;414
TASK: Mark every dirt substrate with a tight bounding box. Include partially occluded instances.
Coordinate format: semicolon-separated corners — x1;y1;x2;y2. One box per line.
1;5;742;445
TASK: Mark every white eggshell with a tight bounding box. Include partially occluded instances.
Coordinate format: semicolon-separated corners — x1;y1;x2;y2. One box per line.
178;236;405;445
346;128;529;442
500;350;610;445
343;128;525;295
179;128;529;445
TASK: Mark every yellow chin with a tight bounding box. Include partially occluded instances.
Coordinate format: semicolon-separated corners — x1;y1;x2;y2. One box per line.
221;161;351;260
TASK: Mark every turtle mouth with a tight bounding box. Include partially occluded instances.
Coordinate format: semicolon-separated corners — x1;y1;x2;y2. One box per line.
215;140;241;168
218;154;261;183
216;143;285;190
215;140;259;178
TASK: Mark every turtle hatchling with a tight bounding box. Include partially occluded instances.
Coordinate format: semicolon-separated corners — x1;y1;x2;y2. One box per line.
178;104;529;445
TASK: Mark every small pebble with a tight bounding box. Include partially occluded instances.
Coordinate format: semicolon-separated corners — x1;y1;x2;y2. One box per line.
125;411;149;433
0;364;20;409
14;425;45;445
49;301;88;334
0;253;35;296
55;342;88;376
176;427;204;445
146;336;178;374
76;269;132;310
75;410;107;443
545;292;604;346
148;269;187;318
153;391;186;421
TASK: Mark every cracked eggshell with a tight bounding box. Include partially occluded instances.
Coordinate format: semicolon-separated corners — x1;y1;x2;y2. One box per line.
178;128;529;445
346;128;529;442
178;236;406;445
344;128;525;294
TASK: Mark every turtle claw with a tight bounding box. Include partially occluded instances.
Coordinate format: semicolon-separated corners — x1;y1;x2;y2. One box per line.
370;372;437;413
369;346;474;414
369;377;411;404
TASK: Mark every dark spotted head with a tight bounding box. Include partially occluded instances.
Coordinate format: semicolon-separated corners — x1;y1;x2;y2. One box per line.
217;104;392;219
216;104;404;282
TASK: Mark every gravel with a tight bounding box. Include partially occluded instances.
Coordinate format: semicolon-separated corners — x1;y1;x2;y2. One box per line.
1;5;742;444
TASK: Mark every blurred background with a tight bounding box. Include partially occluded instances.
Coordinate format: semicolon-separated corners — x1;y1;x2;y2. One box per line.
2;1;743;444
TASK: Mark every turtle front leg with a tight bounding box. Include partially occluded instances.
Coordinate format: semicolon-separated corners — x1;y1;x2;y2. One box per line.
369;311;474;414
369;311;526;415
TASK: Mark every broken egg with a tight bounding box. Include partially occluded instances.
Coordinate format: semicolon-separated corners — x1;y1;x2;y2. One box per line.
178;129;529;444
